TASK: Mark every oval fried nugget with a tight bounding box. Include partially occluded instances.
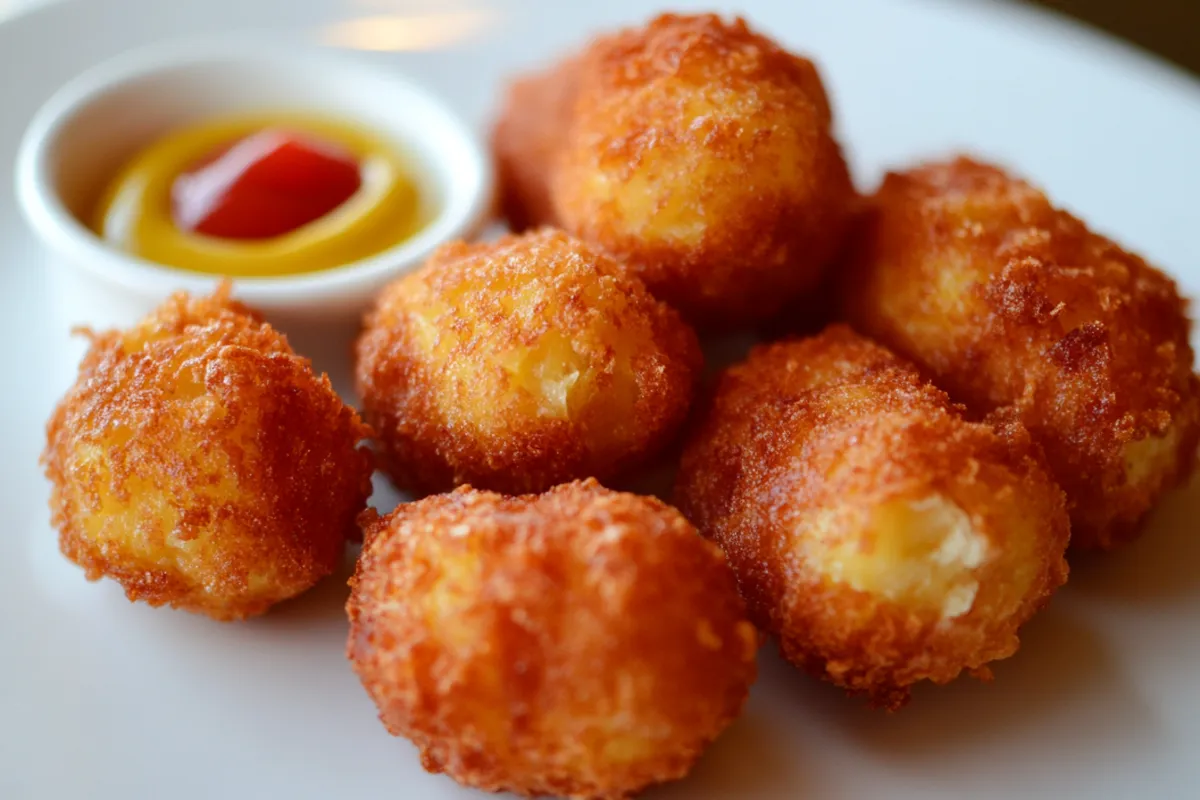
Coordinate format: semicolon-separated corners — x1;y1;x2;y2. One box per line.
841;157;1200;549
676;326;1070;709
347;480;758;799
491;53;582;230
550;13;855;328
42;287;374;620
355;228;702;496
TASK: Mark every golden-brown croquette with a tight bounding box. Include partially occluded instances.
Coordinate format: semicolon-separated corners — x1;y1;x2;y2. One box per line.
492;53;582;231
840;157;1200;550
347;479;758;800
547;13;855;328
355;228;702;497
42;286;373;620
675;326;1070;709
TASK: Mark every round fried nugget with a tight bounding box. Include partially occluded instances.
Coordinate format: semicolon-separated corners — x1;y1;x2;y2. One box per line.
549;13;855;328
841;157;1200;550
675;326;1070;709
42;287;373;620
355;228;702;496
347;480;757;799
491;53;581;230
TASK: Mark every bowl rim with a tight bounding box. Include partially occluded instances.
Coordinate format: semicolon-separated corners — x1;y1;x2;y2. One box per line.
14;37;495;308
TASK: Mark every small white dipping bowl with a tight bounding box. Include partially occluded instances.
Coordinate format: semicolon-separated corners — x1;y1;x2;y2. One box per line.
15;39;493;332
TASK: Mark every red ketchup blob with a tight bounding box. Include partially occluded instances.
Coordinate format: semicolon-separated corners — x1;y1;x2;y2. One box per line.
171;129;363;240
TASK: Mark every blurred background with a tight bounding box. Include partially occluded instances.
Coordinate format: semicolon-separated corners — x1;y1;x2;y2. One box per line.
1;0;1197;78
0;0;1195;77
1030;0;1197;75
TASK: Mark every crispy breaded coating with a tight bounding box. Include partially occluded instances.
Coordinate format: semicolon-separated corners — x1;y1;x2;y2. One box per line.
355;228;702;496
42;287;373;620
675;326;1070;709
540;13;854;328
841;157;1200;549
492;54;581;230
347;480;757;799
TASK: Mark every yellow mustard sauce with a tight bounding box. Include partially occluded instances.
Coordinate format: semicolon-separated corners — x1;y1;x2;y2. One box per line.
92;114;428;277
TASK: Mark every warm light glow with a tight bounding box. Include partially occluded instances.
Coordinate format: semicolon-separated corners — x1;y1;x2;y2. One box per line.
348;0;466;8
320;10;498;52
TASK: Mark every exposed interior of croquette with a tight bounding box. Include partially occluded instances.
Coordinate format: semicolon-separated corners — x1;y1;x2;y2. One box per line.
807;494;990;621
407;277;640;429
1124;426;1184;491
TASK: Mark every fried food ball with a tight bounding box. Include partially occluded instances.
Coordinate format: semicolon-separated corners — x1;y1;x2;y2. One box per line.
347;479;757;799
675;326;1070;709
355;228;702;497
492;53;581;231
546;13;856;328
840;157;1200;550
42;286;373;620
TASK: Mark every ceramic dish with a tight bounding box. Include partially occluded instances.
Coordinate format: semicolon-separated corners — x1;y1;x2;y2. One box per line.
16;38;493;326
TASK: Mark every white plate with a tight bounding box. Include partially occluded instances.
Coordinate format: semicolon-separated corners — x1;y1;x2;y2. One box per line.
3;1;1199;798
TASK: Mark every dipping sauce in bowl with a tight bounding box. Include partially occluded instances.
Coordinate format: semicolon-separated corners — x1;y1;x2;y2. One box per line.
94;115;427;277
16;40;493;327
